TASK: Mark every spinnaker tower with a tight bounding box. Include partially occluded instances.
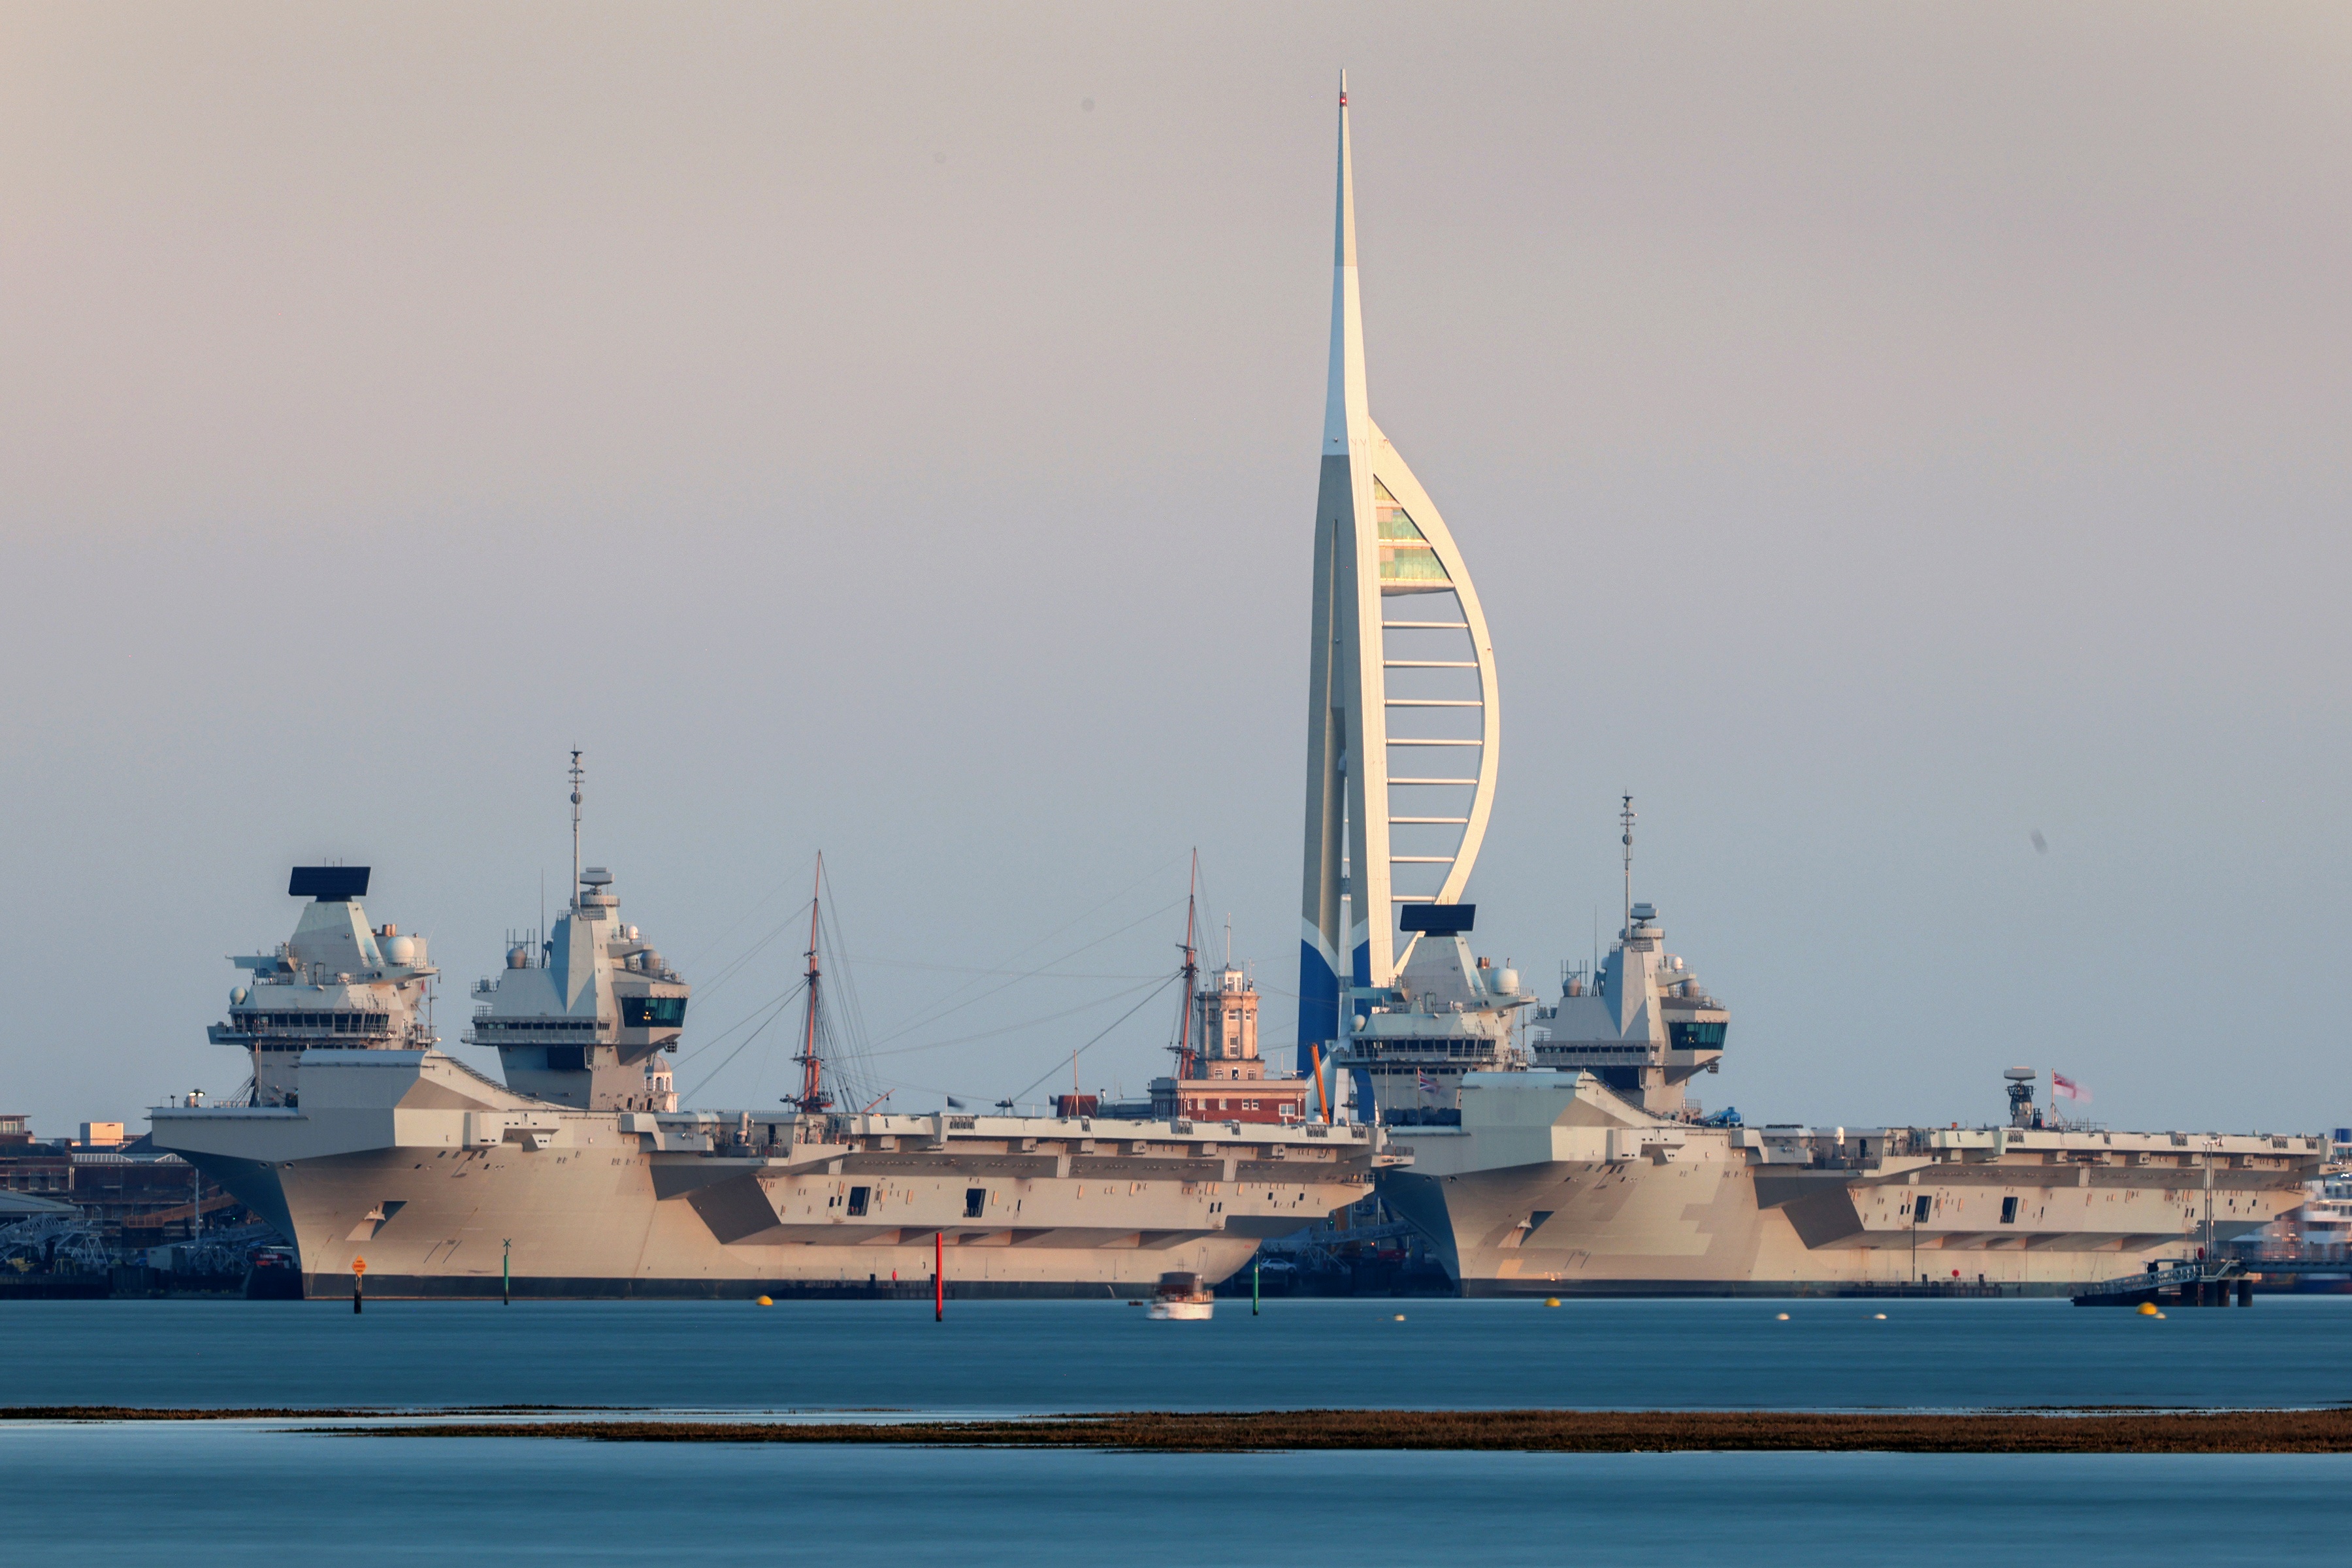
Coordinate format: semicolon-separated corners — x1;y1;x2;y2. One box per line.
1297;76;1500;1080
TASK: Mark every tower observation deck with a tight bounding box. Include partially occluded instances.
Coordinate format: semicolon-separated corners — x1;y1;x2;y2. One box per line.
1297;78;1501;1079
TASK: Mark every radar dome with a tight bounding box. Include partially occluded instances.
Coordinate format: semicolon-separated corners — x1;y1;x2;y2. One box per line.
230;987;249;1007
507;945;531;970
385;935;418;966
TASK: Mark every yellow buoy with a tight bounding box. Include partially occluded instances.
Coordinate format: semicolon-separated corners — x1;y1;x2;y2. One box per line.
1775;1312;1790;1320
1872;1313;1887;1320
1394;1313;1407;1321
1544;1298;1561;1308
2136;1301;2158;1316
757;1295;774;1306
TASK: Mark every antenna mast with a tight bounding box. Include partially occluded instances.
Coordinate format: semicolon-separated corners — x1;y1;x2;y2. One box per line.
1171;852;1201;1080
568;750;585;903
791;855;832;1116
1620;794;1636;941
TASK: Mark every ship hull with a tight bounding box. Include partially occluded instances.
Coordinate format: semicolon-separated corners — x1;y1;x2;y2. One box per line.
253;1147;1262;1299
1380;1073;2327;1298
154;1051;1390;1301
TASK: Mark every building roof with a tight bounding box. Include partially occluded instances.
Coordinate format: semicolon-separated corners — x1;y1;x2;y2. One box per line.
0;1190;78;1219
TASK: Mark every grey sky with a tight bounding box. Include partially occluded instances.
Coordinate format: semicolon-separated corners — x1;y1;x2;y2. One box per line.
3;3;2347;1135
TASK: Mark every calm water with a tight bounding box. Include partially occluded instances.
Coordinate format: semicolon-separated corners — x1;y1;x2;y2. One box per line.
7;1298;2347;1563
1;1424;2345;1567
2;1295;2345;1411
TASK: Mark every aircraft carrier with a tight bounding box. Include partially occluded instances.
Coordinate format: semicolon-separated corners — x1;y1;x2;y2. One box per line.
1333;859;2328;1296
150;815;1396;1299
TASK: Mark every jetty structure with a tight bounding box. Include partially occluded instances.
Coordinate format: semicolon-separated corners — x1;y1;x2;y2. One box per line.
1294;86;2328;1294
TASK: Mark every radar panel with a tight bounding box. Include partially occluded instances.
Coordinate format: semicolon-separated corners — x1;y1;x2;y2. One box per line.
288;866;371;901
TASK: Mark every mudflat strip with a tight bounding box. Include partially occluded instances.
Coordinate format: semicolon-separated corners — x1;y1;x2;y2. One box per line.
323;1409;2352;1453
12;1407;2352;1451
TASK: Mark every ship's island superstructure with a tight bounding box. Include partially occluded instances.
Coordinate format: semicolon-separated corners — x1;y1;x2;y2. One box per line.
461;757;687;1113
209;866;439;1109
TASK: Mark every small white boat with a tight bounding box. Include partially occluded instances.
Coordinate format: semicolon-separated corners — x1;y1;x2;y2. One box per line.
1147;1269;1213;1320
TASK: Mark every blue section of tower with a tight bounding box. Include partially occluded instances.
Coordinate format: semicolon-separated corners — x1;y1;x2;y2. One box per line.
1347;941;1372;1119
1293;936;1376;1082
1294;940;1337;1077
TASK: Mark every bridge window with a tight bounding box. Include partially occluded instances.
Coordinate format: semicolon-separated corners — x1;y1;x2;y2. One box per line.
2000;1196;2019;1224
964;1188;987;1218
1669;1021;1727;1050
621;996;687;1028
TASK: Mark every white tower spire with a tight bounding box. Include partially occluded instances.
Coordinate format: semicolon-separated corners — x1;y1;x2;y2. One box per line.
1296;78;1501;1077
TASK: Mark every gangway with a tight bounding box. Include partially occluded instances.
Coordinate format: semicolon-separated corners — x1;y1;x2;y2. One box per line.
2073;1258;2248;1307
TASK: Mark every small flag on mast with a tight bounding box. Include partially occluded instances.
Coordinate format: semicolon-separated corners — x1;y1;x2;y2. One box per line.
2051;1071;2089;1103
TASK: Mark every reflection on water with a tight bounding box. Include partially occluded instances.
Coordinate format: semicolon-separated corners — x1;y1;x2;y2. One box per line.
1;1425;2345;1567
0;1296;2344;1413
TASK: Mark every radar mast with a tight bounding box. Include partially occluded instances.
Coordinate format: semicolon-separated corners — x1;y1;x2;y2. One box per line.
1620;794;1636;942
568;749;584;903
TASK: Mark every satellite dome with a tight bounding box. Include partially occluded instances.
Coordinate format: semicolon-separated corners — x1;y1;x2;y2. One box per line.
385;935;418;966
230;987;249;1007
507;945;532;970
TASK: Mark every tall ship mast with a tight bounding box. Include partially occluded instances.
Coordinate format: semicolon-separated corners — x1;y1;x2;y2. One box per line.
1169;852;1200;1083
788;856;833;1117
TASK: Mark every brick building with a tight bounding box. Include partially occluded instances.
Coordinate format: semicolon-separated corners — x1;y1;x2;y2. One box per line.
1152;965;1311;1125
